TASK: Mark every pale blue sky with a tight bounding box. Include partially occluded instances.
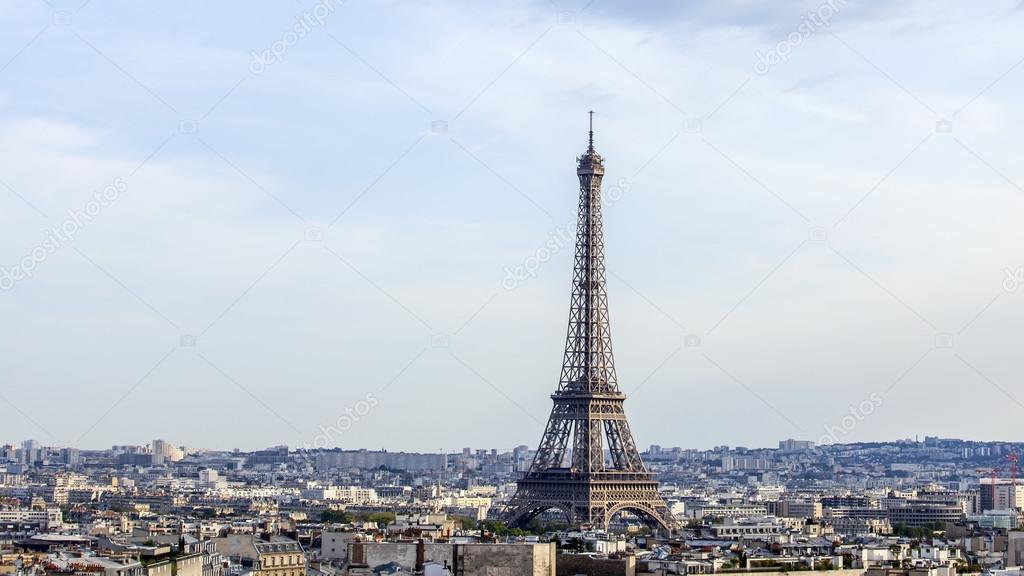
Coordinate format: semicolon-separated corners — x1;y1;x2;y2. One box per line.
2;0;1024;452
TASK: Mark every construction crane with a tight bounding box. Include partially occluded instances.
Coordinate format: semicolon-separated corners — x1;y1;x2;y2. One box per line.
976;466;1002;490
975;466;1004;510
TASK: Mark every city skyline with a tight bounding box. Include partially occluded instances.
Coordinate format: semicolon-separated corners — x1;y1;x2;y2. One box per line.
4;435;1019;456
3;420;1021;573
4;0;1024;451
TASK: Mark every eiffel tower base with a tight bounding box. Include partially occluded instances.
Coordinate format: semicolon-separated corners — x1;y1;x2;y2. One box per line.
505;473;675;534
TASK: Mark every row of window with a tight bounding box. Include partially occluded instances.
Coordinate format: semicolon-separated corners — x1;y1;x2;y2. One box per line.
262;554;302;567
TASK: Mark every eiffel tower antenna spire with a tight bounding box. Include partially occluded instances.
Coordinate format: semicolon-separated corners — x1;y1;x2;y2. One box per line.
504;117;675;534
588;110;594;152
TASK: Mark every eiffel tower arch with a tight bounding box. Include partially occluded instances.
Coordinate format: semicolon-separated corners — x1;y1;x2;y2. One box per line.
504;113;676;534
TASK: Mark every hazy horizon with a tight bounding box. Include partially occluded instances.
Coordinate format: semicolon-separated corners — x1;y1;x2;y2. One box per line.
21;434;1003;455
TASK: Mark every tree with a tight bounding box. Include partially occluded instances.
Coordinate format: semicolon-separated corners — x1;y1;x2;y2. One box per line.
892;522;944;539
480;520;531;537
321;510;353;524
564;537;585;552
362;512;396;525
449;515;476;530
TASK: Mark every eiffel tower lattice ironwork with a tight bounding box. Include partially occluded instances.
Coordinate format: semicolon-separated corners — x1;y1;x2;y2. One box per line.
504;112;675;532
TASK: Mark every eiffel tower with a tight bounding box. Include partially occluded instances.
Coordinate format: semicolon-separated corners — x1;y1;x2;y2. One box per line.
504;113;675;533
